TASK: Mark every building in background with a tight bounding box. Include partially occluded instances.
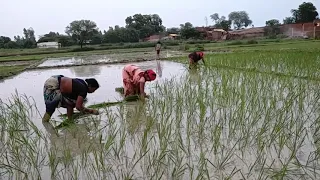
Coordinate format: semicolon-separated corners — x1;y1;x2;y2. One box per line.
37;42;60;49
279;20;320;38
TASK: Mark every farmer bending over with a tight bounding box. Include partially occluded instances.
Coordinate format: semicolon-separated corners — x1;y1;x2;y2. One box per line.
122;64;157;98
188;51;205;68
42;75;100;122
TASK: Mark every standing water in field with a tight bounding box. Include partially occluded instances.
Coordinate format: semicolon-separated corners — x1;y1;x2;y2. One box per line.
0;60;187;126
1;54;320;179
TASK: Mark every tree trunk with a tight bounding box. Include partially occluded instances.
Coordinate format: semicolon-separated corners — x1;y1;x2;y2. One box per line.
80;40;83;48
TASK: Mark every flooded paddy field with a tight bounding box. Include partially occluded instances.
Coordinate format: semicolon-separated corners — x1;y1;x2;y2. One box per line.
35;50;189;69
1;52;320;180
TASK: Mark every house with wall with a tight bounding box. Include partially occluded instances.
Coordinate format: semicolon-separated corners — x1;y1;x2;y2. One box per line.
227;27;265;40
37;42;60;49
280;20;320;38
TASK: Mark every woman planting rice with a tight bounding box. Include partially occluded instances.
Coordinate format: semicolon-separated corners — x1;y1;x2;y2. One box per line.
122;64;157;98
188;51;205;68
42;75;100;122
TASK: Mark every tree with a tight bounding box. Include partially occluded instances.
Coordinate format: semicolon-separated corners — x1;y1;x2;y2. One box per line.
210;13;231;31
56;35;74;47
22;28;36;48
284;2;319;24
266;19;280;26
210;13;220;23
210;13;226;24
283;17;296;24
91;31;103;45
293;2;318;23
228;11;253;29
65;20;99;48
217;20;232;31
125;14;165;39
4;41;19;49
166;27;180;34
180;22;200;39
103;26;139;43
265;19;281;38
0;36;11;48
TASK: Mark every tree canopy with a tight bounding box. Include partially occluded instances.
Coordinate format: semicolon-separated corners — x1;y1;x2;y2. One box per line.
228;11;252;29
65;20;99;48
125;14;165;39
283;2;319;24
210;13;232;31
179;22;200;39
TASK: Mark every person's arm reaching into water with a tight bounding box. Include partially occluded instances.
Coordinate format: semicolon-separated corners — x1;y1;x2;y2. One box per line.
75;96;99;115
139;82;148;98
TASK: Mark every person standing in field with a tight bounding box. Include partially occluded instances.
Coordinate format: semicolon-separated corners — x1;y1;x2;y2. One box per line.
42;75;100;122
155;41;162;59
122;64;157;98
188;51;205;68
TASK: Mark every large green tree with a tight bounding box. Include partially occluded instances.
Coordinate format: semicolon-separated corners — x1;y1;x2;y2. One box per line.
265;19;280;26
65;20;99;48
283;2;319;24
264;19;281;37
210;13;232;31
0;36;11;48
22;28;36;48
125;14;165;39
228;11;253;29
103;26;139;43
179;22;200;39
166;27;180;34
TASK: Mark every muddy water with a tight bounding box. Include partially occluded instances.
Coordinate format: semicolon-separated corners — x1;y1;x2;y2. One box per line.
0;60;187;127
37;50;188;68
37;56;113;67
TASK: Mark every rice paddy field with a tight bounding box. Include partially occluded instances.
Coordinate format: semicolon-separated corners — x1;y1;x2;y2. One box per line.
0;41;320;180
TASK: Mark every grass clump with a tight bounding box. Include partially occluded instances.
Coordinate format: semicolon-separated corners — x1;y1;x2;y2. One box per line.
0;65;27;79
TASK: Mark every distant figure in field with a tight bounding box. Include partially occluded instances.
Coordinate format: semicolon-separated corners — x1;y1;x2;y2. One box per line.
155;41;162;59
122;64;157;98
188;51;205;68
42;75;100;122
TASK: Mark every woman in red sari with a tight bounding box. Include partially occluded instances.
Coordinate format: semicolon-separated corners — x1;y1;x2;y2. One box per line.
122;64;157;98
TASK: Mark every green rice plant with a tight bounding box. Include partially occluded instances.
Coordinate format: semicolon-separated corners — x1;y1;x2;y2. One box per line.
1;47;320;179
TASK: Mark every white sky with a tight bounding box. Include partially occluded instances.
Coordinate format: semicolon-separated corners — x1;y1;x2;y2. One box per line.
1;0;319;40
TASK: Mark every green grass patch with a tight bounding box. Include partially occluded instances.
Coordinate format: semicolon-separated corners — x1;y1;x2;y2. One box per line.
0;65;27;79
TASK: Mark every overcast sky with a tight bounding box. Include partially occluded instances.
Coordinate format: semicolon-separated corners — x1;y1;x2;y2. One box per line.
1;0;319;40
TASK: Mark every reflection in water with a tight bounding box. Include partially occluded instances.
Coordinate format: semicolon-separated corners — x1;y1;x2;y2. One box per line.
70;65;102;77
42;122;104;160
188;68;201;85
156;60;163;78
124;102;149;135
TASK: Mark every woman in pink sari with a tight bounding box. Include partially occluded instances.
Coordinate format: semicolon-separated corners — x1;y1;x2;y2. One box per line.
122;64;157;98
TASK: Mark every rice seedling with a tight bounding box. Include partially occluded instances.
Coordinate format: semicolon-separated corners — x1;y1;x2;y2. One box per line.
1;49;320;179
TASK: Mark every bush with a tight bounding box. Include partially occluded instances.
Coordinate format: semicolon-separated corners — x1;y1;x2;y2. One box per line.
277;34;288;39
185;40;211;44
99;44;113;47
227;41;243;45
179;44;190;51
195;44;205;51
71;47;96;52
247;40;258;44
